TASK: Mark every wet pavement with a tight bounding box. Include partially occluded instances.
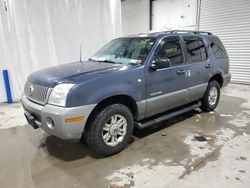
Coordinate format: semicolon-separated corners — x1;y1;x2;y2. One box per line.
0;83;250;188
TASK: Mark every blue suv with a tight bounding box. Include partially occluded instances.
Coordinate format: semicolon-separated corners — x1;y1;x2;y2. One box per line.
22;30;231;155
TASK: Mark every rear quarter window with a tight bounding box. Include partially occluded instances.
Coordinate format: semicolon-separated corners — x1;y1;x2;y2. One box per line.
208;38;228;59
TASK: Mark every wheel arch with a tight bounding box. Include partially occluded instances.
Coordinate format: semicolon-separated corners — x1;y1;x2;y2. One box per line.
84;95;138;133
209;73;223;88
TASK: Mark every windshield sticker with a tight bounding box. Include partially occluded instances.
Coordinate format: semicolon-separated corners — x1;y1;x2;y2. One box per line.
130;59;142;64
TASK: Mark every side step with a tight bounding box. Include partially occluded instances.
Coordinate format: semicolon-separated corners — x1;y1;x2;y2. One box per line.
135;101;201;130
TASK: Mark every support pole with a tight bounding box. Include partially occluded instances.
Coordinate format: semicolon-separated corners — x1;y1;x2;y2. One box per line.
2;70;13;104
149;0;153;30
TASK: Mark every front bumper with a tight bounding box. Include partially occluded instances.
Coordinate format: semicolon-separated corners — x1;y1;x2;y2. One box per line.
21;95;96;140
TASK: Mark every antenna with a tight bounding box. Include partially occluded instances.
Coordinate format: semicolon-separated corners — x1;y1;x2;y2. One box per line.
80;45;82;63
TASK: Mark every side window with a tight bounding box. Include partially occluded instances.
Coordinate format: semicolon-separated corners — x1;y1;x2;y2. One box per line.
198;40;207;61
184;37;207;63
155;38;182;66
208;38;228;59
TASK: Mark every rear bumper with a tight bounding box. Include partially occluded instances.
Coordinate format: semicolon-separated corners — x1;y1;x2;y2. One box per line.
21;95;96;140
223;73;231;87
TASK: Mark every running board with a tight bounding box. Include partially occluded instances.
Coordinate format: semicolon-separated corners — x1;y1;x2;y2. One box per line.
135;101;201;130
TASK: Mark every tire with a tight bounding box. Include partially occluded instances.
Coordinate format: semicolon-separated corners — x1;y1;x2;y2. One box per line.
201;80;220;112
85;104;134;156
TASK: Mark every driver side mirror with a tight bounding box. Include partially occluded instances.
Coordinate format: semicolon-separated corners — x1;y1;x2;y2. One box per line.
150;58;171;70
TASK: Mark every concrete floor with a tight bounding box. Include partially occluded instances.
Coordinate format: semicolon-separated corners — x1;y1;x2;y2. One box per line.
0;83;250;188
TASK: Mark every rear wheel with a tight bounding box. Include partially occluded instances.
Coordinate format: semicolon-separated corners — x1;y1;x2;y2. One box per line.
201;80;220;112
85;104;134;156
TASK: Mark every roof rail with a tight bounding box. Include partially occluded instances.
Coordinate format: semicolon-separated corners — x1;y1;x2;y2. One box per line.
170;30;212;35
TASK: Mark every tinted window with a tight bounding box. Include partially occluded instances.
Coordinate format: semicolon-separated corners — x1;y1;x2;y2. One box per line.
208;38;228;59
199;40;207;61
155;38;182;66
184;37;207;63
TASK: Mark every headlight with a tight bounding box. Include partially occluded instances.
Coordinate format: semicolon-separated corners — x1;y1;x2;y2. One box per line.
48;84;74;107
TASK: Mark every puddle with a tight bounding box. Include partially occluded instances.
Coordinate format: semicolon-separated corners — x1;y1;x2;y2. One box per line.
106;163;185;188
194;136;207;142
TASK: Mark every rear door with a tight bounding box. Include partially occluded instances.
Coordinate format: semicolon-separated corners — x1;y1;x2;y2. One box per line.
183;36;212;101
145;36;189;117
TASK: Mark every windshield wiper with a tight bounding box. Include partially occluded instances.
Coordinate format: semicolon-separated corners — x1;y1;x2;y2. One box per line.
88;58;96;62
90;59;122;64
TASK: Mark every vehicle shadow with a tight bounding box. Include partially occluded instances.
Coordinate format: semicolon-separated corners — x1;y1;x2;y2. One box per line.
42;109;200;161
43;135;103;161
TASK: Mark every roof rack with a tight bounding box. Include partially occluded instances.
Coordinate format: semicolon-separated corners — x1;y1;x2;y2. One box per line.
170;30;212;35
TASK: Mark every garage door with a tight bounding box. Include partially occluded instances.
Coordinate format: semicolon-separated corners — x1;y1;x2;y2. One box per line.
152;0;198;31
121;0;150;35
199;0;250;84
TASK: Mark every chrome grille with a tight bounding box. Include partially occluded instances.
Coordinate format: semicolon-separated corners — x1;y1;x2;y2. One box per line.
24;82;51;105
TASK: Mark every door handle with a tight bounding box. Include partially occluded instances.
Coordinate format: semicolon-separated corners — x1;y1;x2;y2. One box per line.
176;69;186;75
205;64;212;68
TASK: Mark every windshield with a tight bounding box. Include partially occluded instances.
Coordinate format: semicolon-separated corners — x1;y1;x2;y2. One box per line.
90;37;156;65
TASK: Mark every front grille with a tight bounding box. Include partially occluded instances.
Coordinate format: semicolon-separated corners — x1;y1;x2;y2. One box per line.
24;82;51;105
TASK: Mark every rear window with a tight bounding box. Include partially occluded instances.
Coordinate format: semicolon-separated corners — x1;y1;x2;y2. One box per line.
184;36;207;63
208;38;228;59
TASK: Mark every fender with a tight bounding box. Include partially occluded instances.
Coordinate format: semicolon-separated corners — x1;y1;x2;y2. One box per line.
211;71;223;78
66;67;146;107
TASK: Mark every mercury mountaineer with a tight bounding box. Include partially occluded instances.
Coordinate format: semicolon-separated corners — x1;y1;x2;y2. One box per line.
22;30;231;156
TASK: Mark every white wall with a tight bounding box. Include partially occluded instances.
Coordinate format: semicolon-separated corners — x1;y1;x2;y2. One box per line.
0;0;122;103
121;0;150;35
152;0;198;31
121;0;198;34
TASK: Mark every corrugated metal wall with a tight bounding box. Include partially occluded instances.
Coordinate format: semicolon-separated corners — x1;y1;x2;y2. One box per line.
199;0;250;84
0;0;122;103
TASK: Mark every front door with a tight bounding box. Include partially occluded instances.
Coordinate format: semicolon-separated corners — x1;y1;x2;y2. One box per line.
145;36;189;118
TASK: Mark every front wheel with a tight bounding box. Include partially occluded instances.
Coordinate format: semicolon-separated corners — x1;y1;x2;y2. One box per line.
201;80;220;112
85;104;134;156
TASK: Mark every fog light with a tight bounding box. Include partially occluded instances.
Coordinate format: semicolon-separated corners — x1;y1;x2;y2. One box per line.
46;117;54;129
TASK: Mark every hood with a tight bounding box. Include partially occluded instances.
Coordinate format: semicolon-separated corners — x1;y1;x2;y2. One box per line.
27;61;125;87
